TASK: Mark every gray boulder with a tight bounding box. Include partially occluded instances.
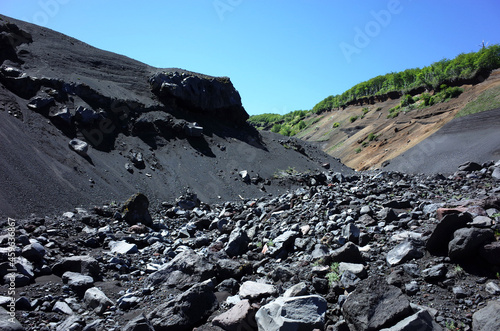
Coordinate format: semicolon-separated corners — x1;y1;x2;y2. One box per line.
225;228;250;257
329;242;364;264
121;193;153;227
239;281;278;300
386;239;425;266
68;138;89;157
146;248;214;290
62;271;94;295
255;295;327;331
83;287;114;315
123;313;155;331
379;309;442;331
147;279;218;331
448;228;495;261
212;299;255;331
422;264;447;282
342;277;413;331
109;240;138;255
0;306;24;331
52;255;100;277
472;300;500;331
426;213;471;256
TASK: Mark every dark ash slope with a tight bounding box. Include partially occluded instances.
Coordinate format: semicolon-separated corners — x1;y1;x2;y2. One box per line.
0;15;353;219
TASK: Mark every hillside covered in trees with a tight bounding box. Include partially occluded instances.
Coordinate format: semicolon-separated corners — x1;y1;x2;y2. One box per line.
248;45;500;136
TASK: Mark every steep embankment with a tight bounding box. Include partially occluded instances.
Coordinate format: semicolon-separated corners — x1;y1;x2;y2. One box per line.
0;15;353;219
295;69;500;171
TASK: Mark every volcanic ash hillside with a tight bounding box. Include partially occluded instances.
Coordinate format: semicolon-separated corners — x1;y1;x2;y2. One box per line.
0;15;352;219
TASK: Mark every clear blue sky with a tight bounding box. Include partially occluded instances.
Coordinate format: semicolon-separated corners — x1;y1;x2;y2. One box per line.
2;0;500;116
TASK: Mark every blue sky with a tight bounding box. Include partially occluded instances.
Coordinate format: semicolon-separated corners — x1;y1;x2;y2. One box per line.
2;0;500;116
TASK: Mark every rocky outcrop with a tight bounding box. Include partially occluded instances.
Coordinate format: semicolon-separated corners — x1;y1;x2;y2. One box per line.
149;71;248;125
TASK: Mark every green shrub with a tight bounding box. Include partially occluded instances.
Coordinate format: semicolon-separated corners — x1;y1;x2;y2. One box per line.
443;87;464;99
367;133;376;141
349;116;358;123
421;92;433;106
362;107;370;114
271;124;282;133
332;122;340;128
355;147;362;153
297;120;306;130
401;94;415;107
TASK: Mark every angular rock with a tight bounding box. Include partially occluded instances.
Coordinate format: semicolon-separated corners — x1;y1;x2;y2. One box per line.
122;193;153;227
83;287;114;315
239;170;251;184
21;242;46;262
239;281;278;300
75;106;100;124
52;255;100;277
146;248;214;289
0;306;25;331
448;228;494;261
283;282;308;298
379;309;442;331
62;271;94;294
422;264;447;282
377;207;398;223
386;239;425;266
52;301;74;315
225;228;250;257
472;300;500;331
485;282;500;295
342;223;360;244
255;295;327;331
426;213;471;256
339;262;367;279
329;242;364;264
147;279;218;330
267;230;299;257
123;313;155;331
458;161;482;172
185;122;203;137
49;107;72;124
470;215;493;228
342;277;412;331
55;314;84;331
212;299;255;331
69;138;89;157
109;240;138;255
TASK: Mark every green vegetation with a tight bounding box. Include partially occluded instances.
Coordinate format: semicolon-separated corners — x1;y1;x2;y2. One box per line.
355;147;361;154
249;110;309;136
326;262;341;285
332;122;340;128
312;45;500;113
367;133;377;141
247;45;500;137
455;84;500;118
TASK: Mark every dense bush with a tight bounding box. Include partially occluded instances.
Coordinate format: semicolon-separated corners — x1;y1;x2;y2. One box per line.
401;95;415;107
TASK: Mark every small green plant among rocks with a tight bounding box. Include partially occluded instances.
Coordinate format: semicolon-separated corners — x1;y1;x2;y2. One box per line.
326;262;341;285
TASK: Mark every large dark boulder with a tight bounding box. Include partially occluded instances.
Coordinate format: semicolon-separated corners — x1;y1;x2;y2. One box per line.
448;228;495;261
122;193;153;227
342;277;413;331
147;280;218;331
426;213;471;256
